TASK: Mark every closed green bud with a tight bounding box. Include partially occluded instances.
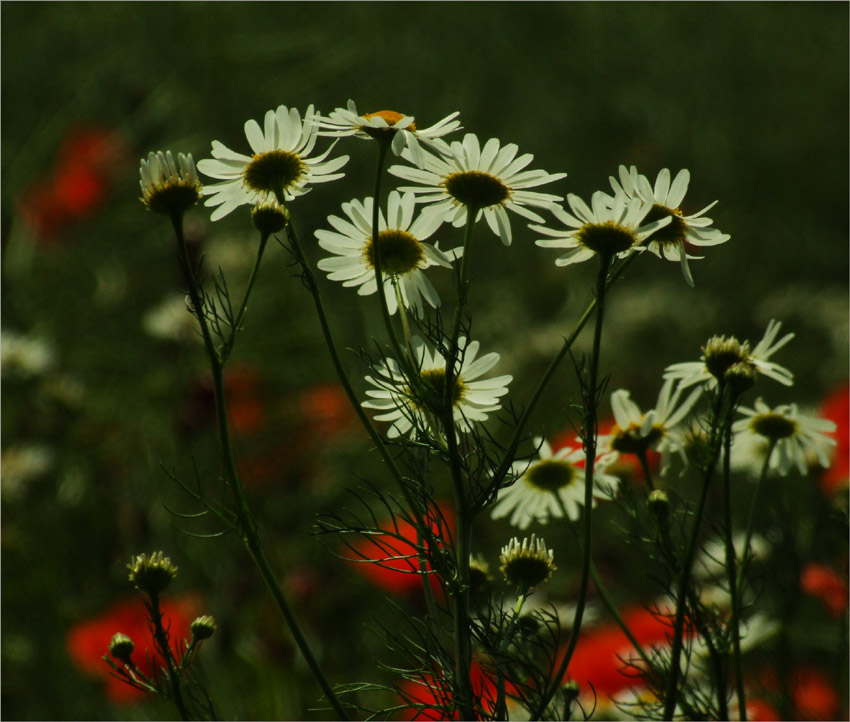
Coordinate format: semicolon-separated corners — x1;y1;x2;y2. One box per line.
128;551;178;596
190;615;217;641
108;633;135;664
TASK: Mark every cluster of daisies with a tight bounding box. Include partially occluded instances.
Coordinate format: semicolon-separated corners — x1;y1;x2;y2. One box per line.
138;100;837;538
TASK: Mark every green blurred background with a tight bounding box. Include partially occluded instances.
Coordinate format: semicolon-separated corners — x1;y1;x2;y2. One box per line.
2;2;848;720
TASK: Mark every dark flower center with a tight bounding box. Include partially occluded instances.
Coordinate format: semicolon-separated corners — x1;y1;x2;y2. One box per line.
642;204;688;246
444;171;510;209
243;150;305;195
363;229;425;276
750;413;797;440
576;221;636;256
525;459;578;492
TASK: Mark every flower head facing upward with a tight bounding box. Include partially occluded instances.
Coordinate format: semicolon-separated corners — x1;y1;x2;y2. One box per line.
318;99;461;168
316;191;458;315
139;151;202;217
665;319;795;393
389;133;566;245
490;438;620;529
500;534;556;591
606;165;730;286
362;336;512;439
600;378;701;476
731;398;837;477
532;189;672;267
127;552;178;597
197;105;349;220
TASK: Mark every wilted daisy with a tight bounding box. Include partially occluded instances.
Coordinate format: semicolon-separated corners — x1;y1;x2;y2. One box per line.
197;105;348;221
139;151;202;216
531;189;672;267
731;398;837;477
664;319;795;393
599;379;701;476
362;336;512;438
317;99;461;168
315;191;458;315
606;165;730;286
490;438;620;530
500;534;556;590
389;133;566;245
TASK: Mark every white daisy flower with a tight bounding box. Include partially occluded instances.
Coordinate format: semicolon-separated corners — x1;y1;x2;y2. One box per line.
531;189;672;266
196;105;349;221
490;438;620;530
315;191;458;316
664;319;795;392
606;165;730;287
388;133;566;246
599;379;701;476
139;150;202;216
362;336;512;438
317;99;461;168
499;534;556;590
731;398;837;477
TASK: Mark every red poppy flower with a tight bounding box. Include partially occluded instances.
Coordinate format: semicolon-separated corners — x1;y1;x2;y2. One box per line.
731;697;782;721
18;128;127;240
561;606;675;697
299;383;357;441
801;562;848;618
348;505;455;597
398;660;499;720
225;363;265;435
818;385;849;498
66;595;200;703
761;665;844;721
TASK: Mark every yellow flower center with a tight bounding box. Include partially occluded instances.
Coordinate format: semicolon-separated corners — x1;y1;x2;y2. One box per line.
576;221;637;257
242;150;305;196
416;367;466;416
643;204;688;246
363;110;416;130
444;170;510;209
609;422;664;456
363;229;425;276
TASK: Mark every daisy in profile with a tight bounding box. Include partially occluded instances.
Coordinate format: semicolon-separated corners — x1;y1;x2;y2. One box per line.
362;336;511;438
606;165;730;286
139;151;202;217
388;133;566;245
531;189;672;267
731;398;837;477
490;438;619;530
599;379;701;476
316;191;458;316
664;319;795;392
196;105;348;221
317;99;461;168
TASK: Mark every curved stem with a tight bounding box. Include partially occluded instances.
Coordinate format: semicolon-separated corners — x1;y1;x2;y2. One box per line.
148;593;190;720
223;231;270;361
535;252;612;717
638;450;656;492
171;213;348;720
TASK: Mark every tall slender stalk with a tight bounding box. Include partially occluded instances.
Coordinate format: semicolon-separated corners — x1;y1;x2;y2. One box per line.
170;213;349;720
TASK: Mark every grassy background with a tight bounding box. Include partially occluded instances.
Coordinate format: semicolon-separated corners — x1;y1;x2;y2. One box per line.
2;2;847;719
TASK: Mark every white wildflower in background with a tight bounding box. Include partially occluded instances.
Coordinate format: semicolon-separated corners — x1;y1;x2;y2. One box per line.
606;165;730;286
389;133;566;245
664;319;795;392
139;151;202;216
315;191;458;315
731;398;837;477
490;438;620;529
197;105;349;220
317;99;461;167
142;294;201;343
1;331;54;377
362;336;511;438
531;189;672;267
599;378;701;476
1;444;54;500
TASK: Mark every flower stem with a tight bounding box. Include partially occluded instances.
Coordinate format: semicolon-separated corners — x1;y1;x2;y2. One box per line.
223;230;270;361
147;592;190;721
170;213;349;720
535;252;613;717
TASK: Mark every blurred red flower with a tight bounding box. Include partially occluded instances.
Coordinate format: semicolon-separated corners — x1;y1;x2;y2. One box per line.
760;665;845;721
800;562;848;618
66;595;200;703
398;660;498;720
299;383;357;441
18;128;128;240
225;363;266;436
349;505;455;597
560;605;675;698
818;385;849;498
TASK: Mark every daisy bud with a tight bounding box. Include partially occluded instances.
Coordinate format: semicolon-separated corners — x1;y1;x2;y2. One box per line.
251;199;289;235
701;335;750;383
724;360;758;394
127;551;178;597
108;633;135;664
139;151;202;217
648;489;670;525
499;535;556;592
190;615;217;641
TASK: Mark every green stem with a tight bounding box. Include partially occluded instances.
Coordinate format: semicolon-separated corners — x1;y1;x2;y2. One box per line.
722;419;747;720
171;213;349;720
223;231;270;361
494;592;530;720
663;387;733;720
638;450;655;492
535;252;613;717
148;593;190;721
